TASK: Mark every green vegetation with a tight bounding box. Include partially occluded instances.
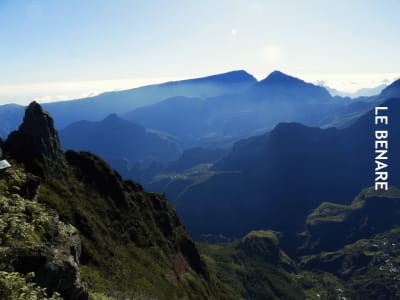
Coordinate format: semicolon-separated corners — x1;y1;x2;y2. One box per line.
199;230;304;300
36;151;235;299
4;159;400;299
300;228;400;299
0;166;78;299
149;163;236;202
0;159;234;299
196;183;400;300
299;186;400;254
4;102;400;299
0;271;61;300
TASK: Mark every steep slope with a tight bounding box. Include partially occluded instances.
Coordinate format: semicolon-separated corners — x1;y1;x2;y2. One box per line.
172;98;400;239
2;102;236;299
298;188;400;300
59;113;181;173
299;227;400;300
0;167;88;300
5;101;68;179
42;70;257;129
298;187;400;254
197;187;400;300
200;230;303;300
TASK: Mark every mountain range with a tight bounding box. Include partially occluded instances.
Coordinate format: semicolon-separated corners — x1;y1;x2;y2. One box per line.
123;71;351;148
0;70;381;140
1;73;400;299
147;96;400;242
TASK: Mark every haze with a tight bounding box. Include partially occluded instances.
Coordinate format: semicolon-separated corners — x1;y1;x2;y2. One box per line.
0;0;399;104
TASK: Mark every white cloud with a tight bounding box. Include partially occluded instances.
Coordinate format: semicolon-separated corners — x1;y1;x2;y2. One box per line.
299;73;400;93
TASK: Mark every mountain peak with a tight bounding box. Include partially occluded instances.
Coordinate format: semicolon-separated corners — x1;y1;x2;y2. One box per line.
166;70;257;87
249;71;331;101
103;113;120;122
260;70;303;84
5;101;67;178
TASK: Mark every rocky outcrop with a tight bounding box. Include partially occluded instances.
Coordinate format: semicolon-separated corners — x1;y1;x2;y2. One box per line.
5;101;67;178
2;102;234;299
0;167;88;299
9;222;88;300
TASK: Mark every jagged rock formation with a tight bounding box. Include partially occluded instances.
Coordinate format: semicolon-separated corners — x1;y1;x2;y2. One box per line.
5;101;68;179
1;101;235;299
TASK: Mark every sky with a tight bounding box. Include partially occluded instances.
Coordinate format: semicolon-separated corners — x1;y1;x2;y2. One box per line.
0;0;399;104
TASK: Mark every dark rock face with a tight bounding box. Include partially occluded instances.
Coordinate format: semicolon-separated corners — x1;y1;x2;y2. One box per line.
10;222;88;300
0;138;3;159
65;150;211;279
5;101;67;178
1;102;230;299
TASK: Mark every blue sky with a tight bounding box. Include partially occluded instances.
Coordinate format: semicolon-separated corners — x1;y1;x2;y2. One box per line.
0;0;399;104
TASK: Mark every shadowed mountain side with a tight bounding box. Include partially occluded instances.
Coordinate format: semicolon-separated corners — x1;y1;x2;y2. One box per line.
298;187;400;255
5;101;68;179
124;71;357;148
59;114;182;173
172;98;400;239
198;188;400;300
2;102;237;299
129;146;229;192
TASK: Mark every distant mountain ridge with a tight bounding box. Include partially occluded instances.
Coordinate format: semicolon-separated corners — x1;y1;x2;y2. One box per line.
59;113;181;172
42;70;257;128
123;71;349;148
2;71;397;141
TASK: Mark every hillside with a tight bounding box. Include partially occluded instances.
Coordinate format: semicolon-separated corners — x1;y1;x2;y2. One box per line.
299;186;400;254
200;188;400;300
0;102;236;299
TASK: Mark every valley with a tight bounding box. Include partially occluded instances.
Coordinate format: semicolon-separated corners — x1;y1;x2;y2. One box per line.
0;71;399;299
